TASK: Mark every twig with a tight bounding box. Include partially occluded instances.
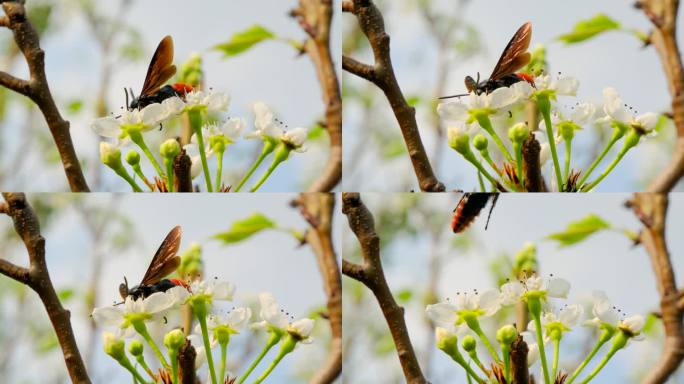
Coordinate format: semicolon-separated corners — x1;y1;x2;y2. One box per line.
629;193;684;384
293;0;342;192
522;133;545;192
342;0;445;192
341;193;428;383
0;193;91;383
510;335;530;384
174;149;194;192
0;1;89;191
178;339;198;384
293;193;342;384
637;0;684;192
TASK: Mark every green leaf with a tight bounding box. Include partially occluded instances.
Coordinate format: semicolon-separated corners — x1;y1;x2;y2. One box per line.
405;95;421;107
57;288;75;302
213;25;276;58
547;214;611;247
395;289;413;303
307;124;325;141
212;213;276;244
66;100;83;114
557;14;621;44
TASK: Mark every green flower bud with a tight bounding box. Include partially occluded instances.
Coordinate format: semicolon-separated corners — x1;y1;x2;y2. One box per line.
128;339;144;357
508;122;530;143
179;52;203;86
496;324;518;345
558;121;578;142
461;335;477;352
100;142;122;168
103;332;125;361
179;242;203;277
514;242;538;274
125;150;141;166
160;139;181;159
164;329;186;352
435;327;459;355
215;326;232;345
472;134;488;151
447;128;470;155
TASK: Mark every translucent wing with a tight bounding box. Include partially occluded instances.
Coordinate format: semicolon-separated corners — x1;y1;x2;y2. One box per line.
489;22;532;80
140;226;182;285
140;36;177;97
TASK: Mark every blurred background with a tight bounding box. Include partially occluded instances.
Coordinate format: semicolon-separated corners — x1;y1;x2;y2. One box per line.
0;193;342;383
0;0;341;192
342;193;684;383
343;0;682;192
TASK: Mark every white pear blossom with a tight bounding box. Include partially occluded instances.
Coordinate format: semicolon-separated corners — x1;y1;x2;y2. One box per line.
188;280;235;302
184;90;231;113
535;74;579;97
281;127;308;152
246;102;282;141
183;138;214;179
287;318;315;343
602;87;658;134
426;290;501;329
619;315;645;340
251;292;314;343
92;286;185;332
91;103;170;139
206;118;245;142
542;304;583;329
583;291;620;329
437;86;521;123
500;275;570;305
209;307;252;334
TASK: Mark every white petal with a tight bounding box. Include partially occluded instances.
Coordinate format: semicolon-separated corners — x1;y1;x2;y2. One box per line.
290;318;314;338
569;102;596;125
622;315;644;334
437;102;469;122
425;302;457;327
478;290;501;316
140;103;166;126
142;291;175;313
162;96;185;116
488;87;518;109
227;307;252;329
211;281;235;301
500;281;525;305
92;306;124;327
282;127;308;147
221;118;245;140
539;143;551;165
636;112;658;131
559;304;583;326
92;117;123;138
546;278;570;298
205;92;231;112
258;292;288;329
554;77;579;96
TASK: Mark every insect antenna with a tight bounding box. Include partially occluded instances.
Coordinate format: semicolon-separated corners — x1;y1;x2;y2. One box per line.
438;93;469;100
124;88;129;109
129;88;136;100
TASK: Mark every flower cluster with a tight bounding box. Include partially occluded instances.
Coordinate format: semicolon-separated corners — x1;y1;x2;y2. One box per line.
426;274;644;384
438;74;658;192
93;280;314;384
92;90;308;193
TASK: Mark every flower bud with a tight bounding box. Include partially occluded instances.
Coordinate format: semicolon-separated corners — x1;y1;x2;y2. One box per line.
447;127;470;155
125;150;141;166
179;242;203;277
558;121;577;142
128;339;144;357
215;326;232;345
435;327;459;355
160;139;181;159
461;335;477;352
103;332;125;361
508;123;530;143
472;134;488;151
164;329;186;352
496;324;518;346
514;242;538;274
100;142;122;168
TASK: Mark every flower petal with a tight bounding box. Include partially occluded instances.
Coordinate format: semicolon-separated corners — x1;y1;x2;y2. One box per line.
437;102;469;122
92;117;123;138
546;278;570;298
425;302;457;327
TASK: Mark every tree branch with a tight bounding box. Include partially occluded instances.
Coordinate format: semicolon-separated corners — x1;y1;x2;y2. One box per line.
522;133;546;192
637;0;684;192
629;193;684;384
293;193;342;384
174;149;194;192
341;192;428;383
1;1;89;191
343;0;444;192
510;335;530;384
1;193;91;383
293;0;342;192
178;339;198;384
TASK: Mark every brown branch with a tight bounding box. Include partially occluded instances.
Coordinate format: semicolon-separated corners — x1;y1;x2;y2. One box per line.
0;193;91;383
293;193;342;384
343;0;444;192
293;0;342;192
174;149;194;192
341;193;428;383
1;1;89;191
178;339;199;384
510;336;530;384
629;193;684;384
637;0;684;192
522;133;546;192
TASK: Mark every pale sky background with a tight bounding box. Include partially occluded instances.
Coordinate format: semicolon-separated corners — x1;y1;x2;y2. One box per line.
1;0;341;192
343;193;684;383
0;193;342;383
343;0;682;192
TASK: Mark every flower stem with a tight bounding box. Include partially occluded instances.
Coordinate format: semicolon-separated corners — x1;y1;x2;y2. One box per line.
537;97;563;191
129;131;164;179
476;115;513;162
117;356;151;384
133;321;169;369
502;345;511;383
528;298;551;384
566;330;612;384
215;148;225;192
234;140;276;192
249;144;289;192
131;164;153;191
551;338;560;382
188;111;213;192
219;342;228;384
583;130;640;191
480;151;502;176
133;354;155;381
576;130;622;187
164;158;175;192
578;332;628;384
513;141;524;188
447;346;486;384
477;171;486;192
466;318;501;363
237;331;281;384
460;151;499;190
563;138;572;184
113;166;143;192
169;350;179;384
254;334;298;384
196;309;218;384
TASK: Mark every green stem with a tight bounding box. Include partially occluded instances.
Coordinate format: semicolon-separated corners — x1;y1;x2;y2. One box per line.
514;141;524;187
169;351;179;384
113;166;143;192
477;171;485;192
480;150;503;176
249;147;288;192
448;347;486;384
577;129;623;186
460;151;499;190
164;158;175;192
502;346;511;383
188;111;213;192
466;351;488;377
583;130;640;191
237;331;281;384
538;98;563;191
118;357;151;384
551;338;560;382
131;164;153;191
578;332;628;384
254;335;298;384
566;329;614;384
466;318;500;363
129;130;164;179
476;115;514;162
563;138;572;184
219;342;228;384
234;140;276;192
133;321;169;369
197;311;218;384
133;355;155;381
532;312;551;384
215;148;225;191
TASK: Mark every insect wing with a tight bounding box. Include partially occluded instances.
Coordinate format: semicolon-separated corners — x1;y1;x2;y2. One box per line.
140;226;182;285
488;22;532;81
140;36;177;97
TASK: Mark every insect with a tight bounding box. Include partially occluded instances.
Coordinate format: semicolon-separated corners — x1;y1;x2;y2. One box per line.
451;193;499;233
125;36;194;111
119;225;189;301
440;22;534;99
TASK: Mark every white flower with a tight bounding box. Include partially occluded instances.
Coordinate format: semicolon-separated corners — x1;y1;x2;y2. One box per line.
426;290;501;328
91;289;180;331
437;87;521;123
602;87;657;133
246;102;283;140
500;275;570;305
184;90;231;113
183;138;214;179
535;74;579;97
91;103;168;138
252;292;289;330
281;127;308;152
206;118;245;142
583;291;620;328
160;96;186;119
287;318;315;343
189;280;235;301
209;307;252;333
620;315;645;340
542;304;584;338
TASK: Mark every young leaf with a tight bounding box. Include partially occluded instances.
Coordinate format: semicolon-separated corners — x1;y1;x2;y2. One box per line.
212;213;276;244
213;25;276;58
557;14;621;44
547;214;611;247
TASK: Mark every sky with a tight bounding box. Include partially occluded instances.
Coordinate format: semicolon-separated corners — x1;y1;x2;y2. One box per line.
0;193;342;383
343;193;684;383
343;0;683;192
1;0;341;192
